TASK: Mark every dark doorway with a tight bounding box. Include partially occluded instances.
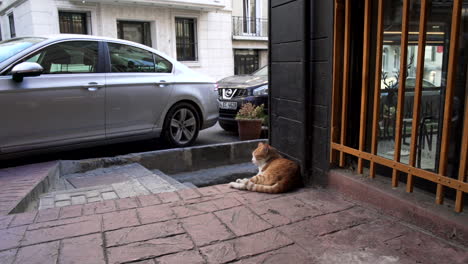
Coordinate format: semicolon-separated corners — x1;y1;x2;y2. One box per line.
234;49;259;75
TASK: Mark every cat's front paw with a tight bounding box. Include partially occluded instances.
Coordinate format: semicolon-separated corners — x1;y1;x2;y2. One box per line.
229;180;248;190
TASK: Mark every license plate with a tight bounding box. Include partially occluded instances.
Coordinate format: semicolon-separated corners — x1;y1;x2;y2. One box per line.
219;101;237;110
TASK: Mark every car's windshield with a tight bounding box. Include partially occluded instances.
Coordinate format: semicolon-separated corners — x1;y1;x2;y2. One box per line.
0;37;45;64
253;65;268;76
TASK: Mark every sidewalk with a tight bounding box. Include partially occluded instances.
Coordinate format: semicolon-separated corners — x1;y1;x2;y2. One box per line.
0;184;467;264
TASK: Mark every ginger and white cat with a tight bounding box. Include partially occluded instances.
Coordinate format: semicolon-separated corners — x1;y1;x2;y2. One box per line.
229;142;301;193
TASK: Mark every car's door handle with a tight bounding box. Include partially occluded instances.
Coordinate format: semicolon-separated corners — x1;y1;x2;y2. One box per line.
156;80;170;88
82;82;103;91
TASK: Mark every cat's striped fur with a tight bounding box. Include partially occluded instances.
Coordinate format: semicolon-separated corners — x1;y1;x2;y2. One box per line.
229;142;301;193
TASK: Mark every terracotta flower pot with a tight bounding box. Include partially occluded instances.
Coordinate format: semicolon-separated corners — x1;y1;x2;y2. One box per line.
237;119;263;140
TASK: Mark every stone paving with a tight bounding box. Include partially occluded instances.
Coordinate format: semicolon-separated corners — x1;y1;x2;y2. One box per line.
0;162;58;215
39;164;190;210
0;185;467;264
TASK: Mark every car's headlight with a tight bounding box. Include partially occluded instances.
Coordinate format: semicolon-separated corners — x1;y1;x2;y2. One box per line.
253;85;268;96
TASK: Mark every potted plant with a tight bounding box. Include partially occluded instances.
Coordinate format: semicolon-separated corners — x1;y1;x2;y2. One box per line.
235;103;266;140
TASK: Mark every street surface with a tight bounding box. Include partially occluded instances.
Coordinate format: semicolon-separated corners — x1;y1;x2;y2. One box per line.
1;123;239;169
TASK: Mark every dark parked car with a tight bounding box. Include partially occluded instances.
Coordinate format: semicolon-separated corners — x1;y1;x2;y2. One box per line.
217;66;268;131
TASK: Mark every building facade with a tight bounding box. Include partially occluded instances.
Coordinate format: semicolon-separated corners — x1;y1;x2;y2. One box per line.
0;0;267;81
231;0;268;75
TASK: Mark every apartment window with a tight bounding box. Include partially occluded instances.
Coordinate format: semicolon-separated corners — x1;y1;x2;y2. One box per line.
8;13;15;38
175;18;197;61
243;0;258;34
117;21;151;47
59;12;88;34
234;49;259;75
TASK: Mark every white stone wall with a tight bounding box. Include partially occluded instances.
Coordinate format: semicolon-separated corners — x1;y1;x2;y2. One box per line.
195;10;234;81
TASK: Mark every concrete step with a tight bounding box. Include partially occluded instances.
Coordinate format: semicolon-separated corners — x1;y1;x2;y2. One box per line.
170;162;258;187
151;169;191;190
182;182;198;189
61;163;155;189
38;164;189;210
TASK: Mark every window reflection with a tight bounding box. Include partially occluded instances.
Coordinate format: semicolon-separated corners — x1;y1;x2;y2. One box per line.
376;0;454;172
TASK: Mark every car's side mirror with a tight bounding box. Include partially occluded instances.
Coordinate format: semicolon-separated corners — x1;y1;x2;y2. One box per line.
11;62;44;82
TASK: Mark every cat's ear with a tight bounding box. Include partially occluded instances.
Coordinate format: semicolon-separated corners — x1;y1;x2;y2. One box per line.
258;142;264;147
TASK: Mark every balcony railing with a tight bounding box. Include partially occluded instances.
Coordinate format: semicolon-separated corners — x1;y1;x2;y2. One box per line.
232;16;268;39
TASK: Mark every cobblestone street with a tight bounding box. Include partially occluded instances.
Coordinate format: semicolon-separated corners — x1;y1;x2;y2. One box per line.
1;185;467;264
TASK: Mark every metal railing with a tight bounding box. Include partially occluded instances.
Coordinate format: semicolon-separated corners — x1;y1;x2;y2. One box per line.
331;0;467;212
232;16;268;38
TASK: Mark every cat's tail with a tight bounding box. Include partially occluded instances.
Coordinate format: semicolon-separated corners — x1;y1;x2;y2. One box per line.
246;180;288;194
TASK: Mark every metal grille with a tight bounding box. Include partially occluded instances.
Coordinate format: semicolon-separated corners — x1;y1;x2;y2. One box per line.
331;0;467;212
218;88;249;99
175;18;197;61
59;12;87;35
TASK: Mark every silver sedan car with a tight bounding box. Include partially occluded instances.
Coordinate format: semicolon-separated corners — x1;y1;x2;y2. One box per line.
0;35;218;157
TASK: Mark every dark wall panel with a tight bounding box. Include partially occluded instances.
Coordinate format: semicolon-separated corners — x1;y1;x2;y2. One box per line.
271;117;304;161
310;0;333;38
311;105;328;128
270;63;304;101
311;126;330;170
310;38;331;62
272;98;304;123
270;0;334;185
310;61;332;106
271;1;304;44
270;0;307;179
271;0;295;7
271;42;304;62
308;0;334;183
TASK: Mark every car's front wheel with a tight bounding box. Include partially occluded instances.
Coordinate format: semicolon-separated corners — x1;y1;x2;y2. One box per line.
162;103;200;147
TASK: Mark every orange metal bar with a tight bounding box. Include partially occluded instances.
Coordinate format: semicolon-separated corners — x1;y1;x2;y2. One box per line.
455;91;468;212
331;143;468;196
331;0;345;163
391;0;410;187
339;0;352;167
407;0;428;193
357;0;372;174
369;0;385;178
437;0;463;205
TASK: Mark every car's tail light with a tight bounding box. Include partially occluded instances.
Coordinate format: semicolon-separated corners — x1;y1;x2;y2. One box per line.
214;83;219;91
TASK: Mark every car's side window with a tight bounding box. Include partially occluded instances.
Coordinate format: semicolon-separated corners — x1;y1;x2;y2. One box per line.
154;54;172;73
108;43;157;73
25;41;98;74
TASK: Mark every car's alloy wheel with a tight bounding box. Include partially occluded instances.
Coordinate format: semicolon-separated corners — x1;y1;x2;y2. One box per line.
163;103;200;147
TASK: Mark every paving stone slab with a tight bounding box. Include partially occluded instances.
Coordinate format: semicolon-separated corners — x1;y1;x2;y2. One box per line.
152;169;189;190
1;185;467;264
106;234;194;264
38;165;190;209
